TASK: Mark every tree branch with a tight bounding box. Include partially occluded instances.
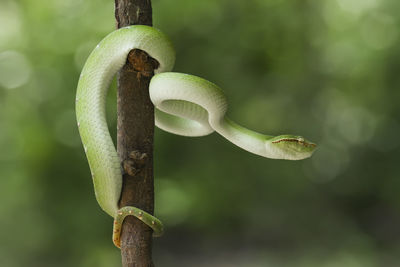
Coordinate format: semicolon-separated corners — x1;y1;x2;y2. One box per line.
114;0;157;266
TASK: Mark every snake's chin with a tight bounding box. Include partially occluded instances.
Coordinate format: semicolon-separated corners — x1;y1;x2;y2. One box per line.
265;135;317;160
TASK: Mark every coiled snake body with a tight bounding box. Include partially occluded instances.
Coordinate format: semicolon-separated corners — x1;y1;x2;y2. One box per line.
75;25;316;248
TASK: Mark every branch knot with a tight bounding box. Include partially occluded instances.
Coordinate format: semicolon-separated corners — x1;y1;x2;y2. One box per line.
123;150;149;176
126;49;159;78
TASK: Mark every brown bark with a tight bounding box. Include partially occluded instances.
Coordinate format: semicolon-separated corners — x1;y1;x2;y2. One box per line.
114;0;158;266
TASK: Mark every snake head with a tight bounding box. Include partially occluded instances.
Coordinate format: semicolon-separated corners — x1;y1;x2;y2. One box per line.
266;135;317;160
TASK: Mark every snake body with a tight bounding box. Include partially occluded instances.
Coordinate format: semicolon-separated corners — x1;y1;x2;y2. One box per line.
76;25;316;248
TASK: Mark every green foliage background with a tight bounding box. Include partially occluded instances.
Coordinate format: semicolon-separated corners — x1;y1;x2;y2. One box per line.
1;0;399;266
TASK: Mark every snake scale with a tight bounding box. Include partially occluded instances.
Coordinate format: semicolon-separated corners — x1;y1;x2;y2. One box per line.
75;25;316;248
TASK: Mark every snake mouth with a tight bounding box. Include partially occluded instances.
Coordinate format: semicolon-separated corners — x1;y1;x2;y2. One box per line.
271;138;317;148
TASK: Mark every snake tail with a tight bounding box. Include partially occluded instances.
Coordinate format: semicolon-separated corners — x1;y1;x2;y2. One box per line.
112;206;164;248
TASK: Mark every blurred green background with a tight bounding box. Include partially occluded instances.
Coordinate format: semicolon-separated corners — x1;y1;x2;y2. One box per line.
1;0;400;266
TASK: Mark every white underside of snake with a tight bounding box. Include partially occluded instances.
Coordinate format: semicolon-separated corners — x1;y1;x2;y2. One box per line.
75;25;316;248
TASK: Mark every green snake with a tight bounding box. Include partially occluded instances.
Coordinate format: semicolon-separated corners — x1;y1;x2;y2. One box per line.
75;25;316;248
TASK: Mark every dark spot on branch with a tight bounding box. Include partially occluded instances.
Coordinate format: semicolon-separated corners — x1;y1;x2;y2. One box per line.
123;150;149;176
123;159;138;176
129;150;148;165
126;49;159;78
